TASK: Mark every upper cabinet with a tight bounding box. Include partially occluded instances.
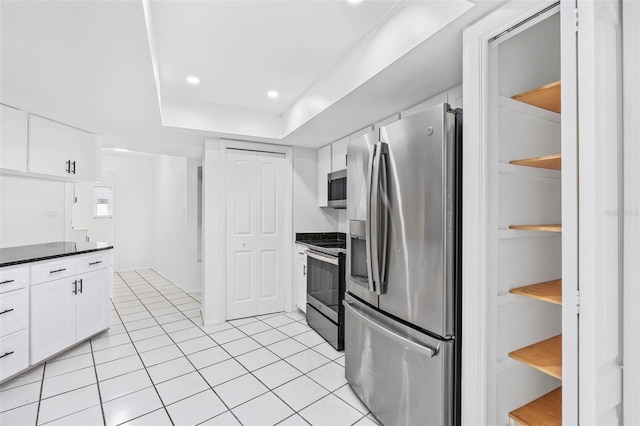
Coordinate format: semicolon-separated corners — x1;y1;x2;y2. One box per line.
318;144;331;207
0;104;28;172
28;115;98;181
331;137;348;171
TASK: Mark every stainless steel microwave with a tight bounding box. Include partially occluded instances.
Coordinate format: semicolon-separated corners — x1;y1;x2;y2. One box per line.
328;169;347;209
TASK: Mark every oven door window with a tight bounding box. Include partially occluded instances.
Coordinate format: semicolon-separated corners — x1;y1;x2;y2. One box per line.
307;254;339;314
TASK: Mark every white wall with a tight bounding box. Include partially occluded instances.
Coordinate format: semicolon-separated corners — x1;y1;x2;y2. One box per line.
292;146;341;233
102;153;154;271
151;154;201;293
0;175;67;248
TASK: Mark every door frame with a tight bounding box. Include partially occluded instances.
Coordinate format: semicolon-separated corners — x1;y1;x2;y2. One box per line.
202;138;293;325
461;1;578;424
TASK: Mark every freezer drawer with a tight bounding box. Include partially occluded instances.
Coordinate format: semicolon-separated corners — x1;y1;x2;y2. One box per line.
344;295;455;426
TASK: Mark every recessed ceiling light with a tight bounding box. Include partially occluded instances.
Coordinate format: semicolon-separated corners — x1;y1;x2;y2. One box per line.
267;90;279;99
346;0;363;4
112;148;129;152
186;75;200;85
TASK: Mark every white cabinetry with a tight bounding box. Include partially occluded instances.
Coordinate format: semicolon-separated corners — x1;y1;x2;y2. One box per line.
0;266;29;382
294;244;307;312
28;115;98;181
30;251;110;364
331;137;348;172
318;145;331;207
0;104;28;172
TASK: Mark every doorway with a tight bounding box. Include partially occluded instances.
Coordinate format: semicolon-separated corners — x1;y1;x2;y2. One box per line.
225;149;287;320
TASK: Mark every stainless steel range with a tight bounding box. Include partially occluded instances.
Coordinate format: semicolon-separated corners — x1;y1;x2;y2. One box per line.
295;235;346;351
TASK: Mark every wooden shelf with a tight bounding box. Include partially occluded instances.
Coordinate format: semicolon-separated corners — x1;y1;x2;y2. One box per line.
510;279;562;305
510;154;561;170
509;387;562;426
509;224;562;233
509;335;562;379
512;81;561;113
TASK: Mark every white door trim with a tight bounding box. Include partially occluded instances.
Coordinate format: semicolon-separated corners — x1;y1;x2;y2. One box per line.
461;1;571;424
202;138;293;325
623;2;640;424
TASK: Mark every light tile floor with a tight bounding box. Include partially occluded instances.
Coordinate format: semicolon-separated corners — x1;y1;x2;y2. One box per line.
0;270;380;426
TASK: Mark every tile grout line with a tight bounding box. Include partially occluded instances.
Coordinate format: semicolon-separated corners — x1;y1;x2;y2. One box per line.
107;272;175;425
33;361;46;425
88;339;108;426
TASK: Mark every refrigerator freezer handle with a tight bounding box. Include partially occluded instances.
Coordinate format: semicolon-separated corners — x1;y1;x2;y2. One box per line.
343;300;438;358
365;145;376;293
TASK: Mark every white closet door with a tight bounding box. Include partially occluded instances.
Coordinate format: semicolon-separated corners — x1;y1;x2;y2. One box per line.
577;0;624;424
226;150;285;319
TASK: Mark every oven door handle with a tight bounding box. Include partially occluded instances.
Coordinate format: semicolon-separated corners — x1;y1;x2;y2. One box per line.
307;250;339;266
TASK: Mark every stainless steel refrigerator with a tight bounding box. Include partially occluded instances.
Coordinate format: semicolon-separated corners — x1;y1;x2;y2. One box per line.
344;103;462;426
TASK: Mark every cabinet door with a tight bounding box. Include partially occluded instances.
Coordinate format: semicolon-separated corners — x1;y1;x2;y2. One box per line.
0;104;28;172
75;269;109;341
28;115;97;181
331;137;348;171
31;277;76;364
318;145;332;207
295;245;307;312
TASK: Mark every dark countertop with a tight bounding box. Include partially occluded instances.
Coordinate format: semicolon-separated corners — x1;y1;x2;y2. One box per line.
0;241;113;267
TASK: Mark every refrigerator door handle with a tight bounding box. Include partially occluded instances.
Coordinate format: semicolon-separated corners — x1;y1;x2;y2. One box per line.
370;143;381;292
364;145;376;293
370;142;389;295
343;300;438;358
377;144;389;294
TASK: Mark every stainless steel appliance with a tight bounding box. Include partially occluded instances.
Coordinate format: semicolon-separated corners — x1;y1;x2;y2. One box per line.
344;103;462;425
327;169;347;209
306;244;346;350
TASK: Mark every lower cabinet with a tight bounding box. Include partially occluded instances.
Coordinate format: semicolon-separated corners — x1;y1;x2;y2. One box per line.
295;244;307;312
30;277;76;364
30;255;110;364
0;265;30;382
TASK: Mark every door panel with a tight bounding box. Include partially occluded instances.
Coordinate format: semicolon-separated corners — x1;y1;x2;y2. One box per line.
226;150;285;319
346;131;378;307
344;294;454;426
75;269;109;341
378;104;456;337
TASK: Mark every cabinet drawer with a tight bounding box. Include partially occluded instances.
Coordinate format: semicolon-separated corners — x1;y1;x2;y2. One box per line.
31;258;76;285
76;251;110;274
0;266;28;294
0;288;28;337
0;330;29;382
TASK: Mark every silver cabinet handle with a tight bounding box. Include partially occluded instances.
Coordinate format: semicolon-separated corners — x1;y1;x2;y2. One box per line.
0;351;14;359
50;268;66;274
72;280;78;295
0;308;14;315
303;265;306;276
89;261;102;266
307;250;339;266
343;300;438;358
0;280;14;285
78;278;83;294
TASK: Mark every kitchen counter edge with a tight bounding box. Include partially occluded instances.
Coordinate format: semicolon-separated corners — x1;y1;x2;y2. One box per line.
0;242;113;268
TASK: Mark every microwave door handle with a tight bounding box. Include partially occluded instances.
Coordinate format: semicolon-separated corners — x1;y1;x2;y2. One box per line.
370;143;382;293
377;147;389;294
365;144;377;293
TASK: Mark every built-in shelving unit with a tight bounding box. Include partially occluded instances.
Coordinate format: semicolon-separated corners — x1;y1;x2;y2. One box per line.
509;224;562;232
510;154;561;170
510;279;562;305
509;334;563;379
506;76;563;424
512;80;561;113
509;387;562;426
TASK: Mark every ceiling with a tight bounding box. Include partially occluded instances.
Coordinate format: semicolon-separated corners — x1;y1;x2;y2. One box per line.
0;0;505;158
